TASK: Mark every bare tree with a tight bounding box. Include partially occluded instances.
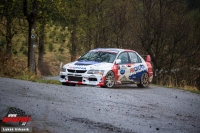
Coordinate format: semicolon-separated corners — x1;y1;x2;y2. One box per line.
23;0;38;73
0;0;21;58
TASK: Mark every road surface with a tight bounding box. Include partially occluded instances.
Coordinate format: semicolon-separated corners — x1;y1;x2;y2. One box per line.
0;77;200;133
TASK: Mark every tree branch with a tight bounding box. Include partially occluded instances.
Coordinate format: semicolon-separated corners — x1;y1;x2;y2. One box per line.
23;0;28;18
0;30;5;37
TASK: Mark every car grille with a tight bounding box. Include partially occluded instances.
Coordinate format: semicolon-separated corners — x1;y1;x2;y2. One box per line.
68;76;82;82
67;69;87;73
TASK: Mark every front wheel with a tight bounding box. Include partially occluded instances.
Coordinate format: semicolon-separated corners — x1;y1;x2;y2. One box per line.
137;73;149;88
104;71;115;88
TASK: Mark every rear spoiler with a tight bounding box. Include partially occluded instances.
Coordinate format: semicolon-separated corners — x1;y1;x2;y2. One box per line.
141;55;151;62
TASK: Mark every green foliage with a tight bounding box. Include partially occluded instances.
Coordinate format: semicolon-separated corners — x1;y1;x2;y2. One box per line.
22;41;27;46
48;43;54;52
58;47;64;54
189;90;200;94
13;49;18;55
56;54;67;62
22;49;28;56
19;46;24;52
0;40;5;52
16;72;60;85
49;32;55;39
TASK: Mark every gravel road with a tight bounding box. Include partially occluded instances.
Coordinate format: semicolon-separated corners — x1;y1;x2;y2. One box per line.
0;77;200;133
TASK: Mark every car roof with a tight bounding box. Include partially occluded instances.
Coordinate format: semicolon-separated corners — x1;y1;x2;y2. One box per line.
91;48;135;53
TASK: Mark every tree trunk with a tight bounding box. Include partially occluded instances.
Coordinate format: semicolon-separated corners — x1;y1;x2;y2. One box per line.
5;17;12;58
28;22;36;73
6;38;12;58
38;23;45;72
23;0;38;74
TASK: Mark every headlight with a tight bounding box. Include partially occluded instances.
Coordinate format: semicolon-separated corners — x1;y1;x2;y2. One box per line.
87;70;104;75
61;67;66;72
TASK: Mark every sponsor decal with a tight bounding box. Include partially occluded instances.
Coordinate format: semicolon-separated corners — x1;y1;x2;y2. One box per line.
69;66;86;70
120;69;125;75
129;65;147;81
121;65;127;70
91;49;120;53
73;66;86;70
2;107;31;126
75;61;100;65
134;65;145;72
129;70;147;81
130;68;134;73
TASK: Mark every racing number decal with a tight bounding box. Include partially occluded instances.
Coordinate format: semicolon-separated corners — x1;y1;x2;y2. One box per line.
130;68;134;73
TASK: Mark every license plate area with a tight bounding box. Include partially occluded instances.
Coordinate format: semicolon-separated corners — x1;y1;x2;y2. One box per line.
68;76;82;82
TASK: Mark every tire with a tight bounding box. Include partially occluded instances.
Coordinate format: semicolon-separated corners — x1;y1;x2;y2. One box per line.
62;82;76;86
104;71;115;88
137;72;149;88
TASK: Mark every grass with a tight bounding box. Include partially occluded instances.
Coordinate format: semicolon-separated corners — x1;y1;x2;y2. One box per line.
15;74;61;85
152;76;200;94
175;86;200;94
170;86;200;94
188;90;200;94
152;84;200;94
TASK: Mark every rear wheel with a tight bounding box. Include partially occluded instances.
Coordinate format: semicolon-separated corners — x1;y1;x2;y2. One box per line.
104;71;115;88
62;82;76;86
137;73;149;88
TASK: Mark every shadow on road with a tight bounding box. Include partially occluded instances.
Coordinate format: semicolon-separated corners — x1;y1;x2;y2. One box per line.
76;84;153;90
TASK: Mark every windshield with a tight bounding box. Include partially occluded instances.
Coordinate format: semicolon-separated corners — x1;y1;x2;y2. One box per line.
78;51;117;63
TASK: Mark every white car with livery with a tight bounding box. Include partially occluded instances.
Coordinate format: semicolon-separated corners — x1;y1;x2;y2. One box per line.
60;48;153;88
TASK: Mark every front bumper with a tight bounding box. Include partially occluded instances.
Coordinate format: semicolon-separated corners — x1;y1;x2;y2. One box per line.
59;72;105;86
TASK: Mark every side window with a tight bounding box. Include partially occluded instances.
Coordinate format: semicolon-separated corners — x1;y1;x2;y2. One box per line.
128;52;142;63
117;52;130;64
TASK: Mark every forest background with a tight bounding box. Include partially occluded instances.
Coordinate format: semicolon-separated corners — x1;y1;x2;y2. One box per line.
0;0;200;90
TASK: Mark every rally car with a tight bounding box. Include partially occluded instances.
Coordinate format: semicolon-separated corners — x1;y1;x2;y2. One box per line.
59;48;153;88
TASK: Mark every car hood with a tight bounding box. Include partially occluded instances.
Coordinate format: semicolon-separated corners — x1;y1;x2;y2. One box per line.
63;61;113;70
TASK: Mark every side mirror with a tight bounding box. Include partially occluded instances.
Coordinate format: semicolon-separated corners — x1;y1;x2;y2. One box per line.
115;59;121;64
146;55;151;62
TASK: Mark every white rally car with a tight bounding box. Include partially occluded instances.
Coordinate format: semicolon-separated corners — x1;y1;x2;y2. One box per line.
59;48;153;88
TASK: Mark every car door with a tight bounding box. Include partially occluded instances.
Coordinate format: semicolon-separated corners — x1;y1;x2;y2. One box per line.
117;52;131;82
128;52;144;82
